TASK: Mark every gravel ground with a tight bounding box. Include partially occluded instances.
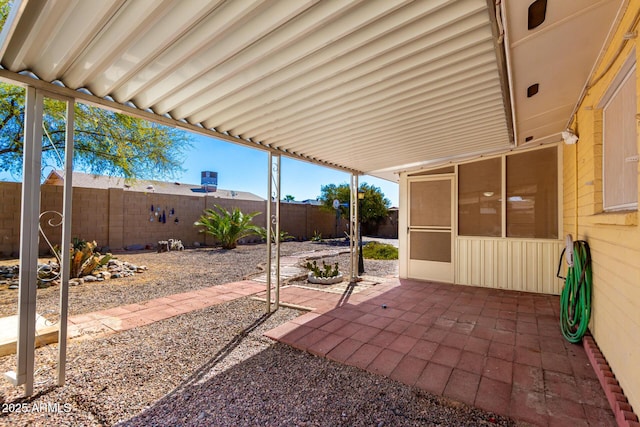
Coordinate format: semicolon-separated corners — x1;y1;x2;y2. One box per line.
0;297;514;427
0;240;517;426
0;240;394;318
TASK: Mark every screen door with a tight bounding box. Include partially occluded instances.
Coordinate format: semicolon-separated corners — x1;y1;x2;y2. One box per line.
408;177;454;283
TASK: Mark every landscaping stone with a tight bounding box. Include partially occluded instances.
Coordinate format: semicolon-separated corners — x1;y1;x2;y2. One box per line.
125;244;145;251
0;257;148;290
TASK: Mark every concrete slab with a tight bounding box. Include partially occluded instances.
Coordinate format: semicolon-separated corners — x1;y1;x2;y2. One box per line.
0;314;59;356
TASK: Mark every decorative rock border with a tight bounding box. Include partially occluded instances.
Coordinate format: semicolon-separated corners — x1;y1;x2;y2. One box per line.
583;334;640;427
0;259;147;289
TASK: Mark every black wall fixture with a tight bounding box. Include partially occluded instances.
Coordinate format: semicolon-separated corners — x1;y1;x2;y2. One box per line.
528;0;547;30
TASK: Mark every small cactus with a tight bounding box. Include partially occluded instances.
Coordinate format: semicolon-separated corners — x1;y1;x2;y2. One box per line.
305;260;340;278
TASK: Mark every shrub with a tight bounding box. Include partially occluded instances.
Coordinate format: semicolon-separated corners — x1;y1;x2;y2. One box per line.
194;205;262;249
362;242;398;260
256;227;295;243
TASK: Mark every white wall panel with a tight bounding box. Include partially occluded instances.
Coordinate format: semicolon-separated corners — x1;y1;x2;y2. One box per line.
456;237;563;294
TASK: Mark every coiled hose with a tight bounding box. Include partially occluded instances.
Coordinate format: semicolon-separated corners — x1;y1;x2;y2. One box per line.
557;240;592;343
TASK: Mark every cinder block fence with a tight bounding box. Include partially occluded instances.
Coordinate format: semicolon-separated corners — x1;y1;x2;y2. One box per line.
0;182;397;256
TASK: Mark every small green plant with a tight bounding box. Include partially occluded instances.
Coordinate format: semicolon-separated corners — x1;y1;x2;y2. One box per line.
256;227;295;243
311;230;323;242
194;205;262;249
304;260;340;278
55;239;112;278
362;242;398;260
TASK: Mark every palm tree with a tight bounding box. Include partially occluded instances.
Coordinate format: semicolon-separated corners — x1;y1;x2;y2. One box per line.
194;205;262;249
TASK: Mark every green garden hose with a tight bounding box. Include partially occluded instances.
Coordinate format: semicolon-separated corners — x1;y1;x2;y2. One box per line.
557;239;592;343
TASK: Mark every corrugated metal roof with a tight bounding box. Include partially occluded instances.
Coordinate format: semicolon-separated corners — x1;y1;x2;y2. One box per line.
0;0;513;181
1;0;622;181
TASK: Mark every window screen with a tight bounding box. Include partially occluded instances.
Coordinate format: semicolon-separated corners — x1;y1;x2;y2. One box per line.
410;231;451;262
458;158;502;236
603;64;638;211
506;148;558;239
409;180;451;227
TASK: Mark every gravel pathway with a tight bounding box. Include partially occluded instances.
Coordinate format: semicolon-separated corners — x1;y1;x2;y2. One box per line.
0;241;517;426
0;241;396;318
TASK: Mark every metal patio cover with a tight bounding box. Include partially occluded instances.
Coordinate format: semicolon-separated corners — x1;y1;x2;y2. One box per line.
0;0;621;181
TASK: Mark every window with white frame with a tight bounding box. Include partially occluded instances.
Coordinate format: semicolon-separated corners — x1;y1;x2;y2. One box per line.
602;56;638;211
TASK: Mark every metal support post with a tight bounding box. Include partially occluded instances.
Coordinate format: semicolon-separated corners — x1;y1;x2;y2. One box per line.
266;154;272;313
358;222;364;274
272;154;281;310
57;99;74;386
266;153;281;312
10;87;44;396
349;174;359;282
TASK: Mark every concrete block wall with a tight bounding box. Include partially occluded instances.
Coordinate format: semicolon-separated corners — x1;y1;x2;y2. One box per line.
71;187;110;245
0;182;22;256
203;197;267;245
0;183;396;255
108;188;124;249
368;209;398;238
38;186;111;253
280;203;327;240
122;191;206;248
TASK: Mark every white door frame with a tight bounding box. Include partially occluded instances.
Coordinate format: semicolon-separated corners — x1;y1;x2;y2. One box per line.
406;175;455;283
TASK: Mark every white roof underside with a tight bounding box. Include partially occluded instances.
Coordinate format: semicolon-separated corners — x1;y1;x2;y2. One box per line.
0;0;624;181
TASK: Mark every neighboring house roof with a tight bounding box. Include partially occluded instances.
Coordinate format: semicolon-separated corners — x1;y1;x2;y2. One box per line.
282;199;322;206
44;171;265;202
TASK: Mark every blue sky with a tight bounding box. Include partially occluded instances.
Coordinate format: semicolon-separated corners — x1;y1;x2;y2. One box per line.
0;133;399;206
175;134;399;206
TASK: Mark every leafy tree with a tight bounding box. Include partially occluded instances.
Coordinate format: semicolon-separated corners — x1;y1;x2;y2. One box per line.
0;81;192;179
319;183;391;229
0;0;10;30
194;205;262;249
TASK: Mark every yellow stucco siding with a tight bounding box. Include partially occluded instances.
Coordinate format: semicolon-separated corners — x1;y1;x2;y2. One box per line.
564;1;640;412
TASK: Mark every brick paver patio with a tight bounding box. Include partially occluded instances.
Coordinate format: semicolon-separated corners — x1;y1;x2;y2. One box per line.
263;279;616;426
54;274;615;426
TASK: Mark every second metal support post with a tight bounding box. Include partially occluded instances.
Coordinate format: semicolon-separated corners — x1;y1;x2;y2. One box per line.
349;174;359;282
266;153;281;313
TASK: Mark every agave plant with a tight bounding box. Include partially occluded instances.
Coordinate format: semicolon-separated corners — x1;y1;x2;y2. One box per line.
55;238;112;278
194;205;262;249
